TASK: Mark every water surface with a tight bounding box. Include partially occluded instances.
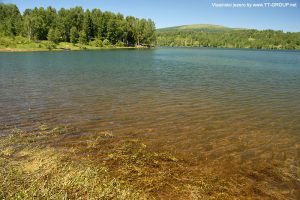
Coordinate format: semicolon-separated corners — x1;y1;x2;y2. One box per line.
1;48;300;196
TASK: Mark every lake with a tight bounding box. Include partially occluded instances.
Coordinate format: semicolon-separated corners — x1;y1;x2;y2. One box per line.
1;48;300;196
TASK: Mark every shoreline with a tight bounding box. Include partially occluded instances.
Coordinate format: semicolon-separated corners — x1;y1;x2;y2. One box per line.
0;46;150;52
156;45;300;52
2;45;299;53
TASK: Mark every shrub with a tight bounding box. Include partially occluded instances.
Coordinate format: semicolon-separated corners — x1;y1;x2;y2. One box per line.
0;37;14;47
44;41;56;50
89;39;103;47
14;36;30;44
115;41;124;47
103;39;111;47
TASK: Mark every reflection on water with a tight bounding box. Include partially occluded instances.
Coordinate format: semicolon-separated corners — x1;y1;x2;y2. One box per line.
0;48;300;197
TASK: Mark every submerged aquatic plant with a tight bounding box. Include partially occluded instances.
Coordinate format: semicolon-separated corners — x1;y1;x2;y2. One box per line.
0;125;296;199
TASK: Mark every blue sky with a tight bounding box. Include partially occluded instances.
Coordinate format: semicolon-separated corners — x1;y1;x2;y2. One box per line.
1;0;300;32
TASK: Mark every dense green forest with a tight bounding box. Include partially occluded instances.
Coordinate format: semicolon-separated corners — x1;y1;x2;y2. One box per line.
157;25;300;50
1;4;300;50
0;3;156;48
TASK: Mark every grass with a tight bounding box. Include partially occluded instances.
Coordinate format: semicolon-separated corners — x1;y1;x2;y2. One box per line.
0;36;147;52
0;124;298;199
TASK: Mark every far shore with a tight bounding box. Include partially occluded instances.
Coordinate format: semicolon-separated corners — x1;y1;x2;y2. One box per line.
0;37;152;52
0;46;149;52
2;45;300;53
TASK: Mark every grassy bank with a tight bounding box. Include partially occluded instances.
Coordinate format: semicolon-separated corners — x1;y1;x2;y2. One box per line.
1;124;297;199
0;36;148;52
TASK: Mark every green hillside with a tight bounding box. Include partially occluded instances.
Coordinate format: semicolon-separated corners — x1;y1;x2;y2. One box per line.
157;24;237;33
156;24;300;50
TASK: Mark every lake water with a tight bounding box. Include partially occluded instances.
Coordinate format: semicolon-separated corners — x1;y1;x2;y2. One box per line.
1;48;300;196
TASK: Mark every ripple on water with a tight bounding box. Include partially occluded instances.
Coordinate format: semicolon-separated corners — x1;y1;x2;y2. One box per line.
0;48;300;197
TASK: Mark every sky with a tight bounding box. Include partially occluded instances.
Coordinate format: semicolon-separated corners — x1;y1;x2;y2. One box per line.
1;0;300;32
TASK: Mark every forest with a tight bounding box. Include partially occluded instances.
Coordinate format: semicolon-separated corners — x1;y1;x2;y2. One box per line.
156;28;300;50
1;3;300;50
0;4;156;48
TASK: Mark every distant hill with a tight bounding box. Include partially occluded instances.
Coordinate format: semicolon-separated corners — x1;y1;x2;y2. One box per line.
156;24;300;50
157;24;241;33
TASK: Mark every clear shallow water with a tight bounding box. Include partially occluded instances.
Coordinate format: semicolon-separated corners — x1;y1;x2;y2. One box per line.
1;48;300;194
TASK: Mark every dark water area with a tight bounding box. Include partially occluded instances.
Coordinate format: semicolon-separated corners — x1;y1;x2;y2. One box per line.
1;47;300;197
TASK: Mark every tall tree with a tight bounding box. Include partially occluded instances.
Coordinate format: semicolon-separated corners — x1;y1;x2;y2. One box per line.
142;19;156;45
0;4;22;36
90;8;103;39
0;3;163;47
47;28;60;43
134;19;145;46
78;30;87;44
70;26;78;44
83;9;93;41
